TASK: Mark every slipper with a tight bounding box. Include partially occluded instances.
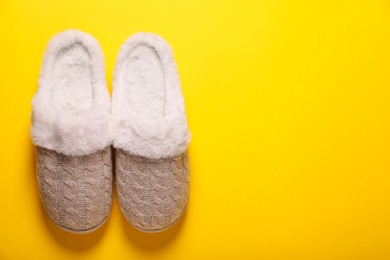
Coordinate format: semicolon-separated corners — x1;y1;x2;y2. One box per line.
112;33;191;232
31;30;112;234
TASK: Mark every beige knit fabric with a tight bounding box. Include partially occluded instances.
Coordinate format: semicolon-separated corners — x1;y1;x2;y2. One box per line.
116;149;189;232
35;146;113;233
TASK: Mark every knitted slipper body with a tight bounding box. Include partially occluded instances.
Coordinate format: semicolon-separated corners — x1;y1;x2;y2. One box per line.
31;30;112;233
112;33;191;232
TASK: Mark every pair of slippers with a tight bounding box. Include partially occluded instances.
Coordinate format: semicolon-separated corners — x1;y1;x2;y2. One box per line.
31;30;191;233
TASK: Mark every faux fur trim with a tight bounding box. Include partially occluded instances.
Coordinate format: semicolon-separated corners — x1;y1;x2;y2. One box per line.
112;32;191;159
31;30;111;156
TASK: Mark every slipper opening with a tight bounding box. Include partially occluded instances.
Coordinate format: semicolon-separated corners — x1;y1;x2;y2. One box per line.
120;44;166;119
50;42;94;114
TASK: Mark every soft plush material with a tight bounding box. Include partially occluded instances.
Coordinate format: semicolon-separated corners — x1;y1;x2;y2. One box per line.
112;32;191;160
112;32;191;232
31;29;111;156
31;30;113;234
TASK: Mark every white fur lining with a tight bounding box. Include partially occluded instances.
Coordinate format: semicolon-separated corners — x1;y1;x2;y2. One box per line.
31;30;111;156
112;33;191;159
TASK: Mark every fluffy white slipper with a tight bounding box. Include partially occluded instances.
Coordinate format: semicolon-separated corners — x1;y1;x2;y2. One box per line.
31;30;112;233
112;33;191;232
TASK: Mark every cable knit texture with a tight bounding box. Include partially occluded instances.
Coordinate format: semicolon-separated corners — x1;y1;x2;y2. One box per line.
116;148;189;232
36;146;113;232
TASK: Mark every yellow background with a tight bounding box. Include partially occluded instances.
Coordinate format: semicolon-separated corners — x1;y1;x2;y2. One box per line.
1;0;390;259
